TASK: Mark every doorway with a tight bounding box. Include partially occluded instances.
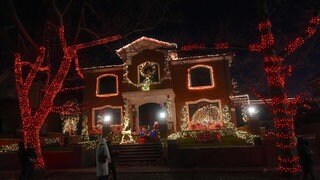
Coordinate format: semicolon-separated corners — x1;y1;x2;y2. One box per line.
139;103;162;129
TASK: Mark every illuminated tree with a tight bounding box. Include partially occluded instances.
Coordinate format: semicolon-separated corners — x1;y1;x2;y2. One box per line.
10;1;121;168
180;1;320;176
247;1;319;175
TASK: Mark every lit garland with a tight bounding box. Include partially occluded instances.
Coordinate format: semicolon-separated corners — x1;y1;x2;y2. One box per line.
123;60;171;91
0;143;19;153
180;105;188;131
14;25;121;169
79;140;99;150
165;95;173;120
61;115;79;135
81;115;90;142
43;137;64;146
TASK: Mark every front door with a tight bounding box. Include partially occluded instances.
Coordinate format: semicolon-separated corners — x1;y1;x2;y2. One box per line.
139;103;162;130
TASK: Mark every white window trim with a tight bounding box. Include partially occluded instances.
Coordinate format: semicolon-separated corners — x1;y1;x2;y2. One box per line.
188;64;214;90
185;98;221;122
92;105;123;128
96;74;119;97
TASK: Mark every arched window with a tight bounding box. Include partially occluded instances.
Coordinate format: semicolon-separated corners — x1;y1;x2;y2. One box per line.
96;74;118;97
188;65;214;90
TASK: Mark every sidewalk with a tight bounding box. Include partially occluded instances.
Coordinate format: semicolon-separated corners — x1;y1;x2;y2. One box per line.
1;166;319;180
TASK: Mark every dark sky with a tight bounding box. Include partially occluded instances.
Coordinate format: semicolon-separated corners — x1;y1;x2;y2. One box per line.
0;0;319;97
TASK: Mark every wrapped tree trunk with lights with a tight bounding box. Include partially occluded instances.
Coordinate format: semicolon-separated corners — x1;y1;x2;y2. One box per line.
14;30;120;169
248;0;320;176
10;0;121;169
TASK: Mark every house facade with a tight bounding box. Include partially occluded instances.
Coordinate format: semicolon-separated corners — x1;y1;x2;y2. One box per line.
82;37;236;135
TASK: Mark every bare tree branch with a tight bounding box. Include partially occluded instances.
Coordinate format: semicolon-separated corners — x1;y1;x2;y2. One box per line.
7;0;39;51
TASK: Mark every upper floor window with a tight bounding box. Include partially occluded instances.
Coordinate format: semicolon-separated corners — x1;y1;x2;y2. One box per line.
137;61;160;84
188;65;214;90
96;74;118;97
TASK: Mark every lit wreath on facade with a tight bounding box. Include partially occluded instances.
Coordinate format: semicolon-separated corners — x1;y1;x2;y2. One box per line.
123;56;172;91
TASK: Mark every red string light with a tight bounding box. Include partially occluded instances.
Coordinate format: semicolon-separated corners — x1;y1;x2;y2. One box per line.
181;43;205;52
214;42;229;50
14;25;121;169
284;16;320;55
248;20;275;52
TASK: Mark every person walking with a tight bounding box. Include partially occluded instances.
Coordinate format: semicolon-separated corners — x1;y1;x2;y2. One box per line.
107;140;118;180
17;141;27;180
96;138;111;180
297;137;316;180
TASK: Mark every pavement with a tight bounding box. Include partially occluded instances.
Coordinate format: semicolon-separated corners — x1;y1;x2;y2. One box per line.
0;166;319;180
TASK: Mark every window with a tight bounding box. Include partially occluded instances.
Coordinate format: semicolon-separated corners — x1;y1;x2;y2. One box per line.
137;61;160;84
187;99;220;121
188;65;214;90
93;105;122;125
96;74;118;97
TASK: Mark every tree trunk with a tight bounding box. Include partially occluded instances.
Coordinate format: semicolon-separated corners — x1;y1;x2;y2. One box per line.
23;119;45;169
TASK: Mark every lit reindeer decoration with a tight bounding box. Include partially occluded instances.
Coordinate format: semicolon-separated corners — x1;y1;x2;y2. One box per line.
120;99;135;144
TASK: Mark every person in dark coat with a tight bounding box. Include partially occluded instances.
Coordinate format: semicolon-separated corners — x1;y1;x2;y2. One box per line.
107;139;118;180
17;141;27;180
297;137;316;180
25;143;37;180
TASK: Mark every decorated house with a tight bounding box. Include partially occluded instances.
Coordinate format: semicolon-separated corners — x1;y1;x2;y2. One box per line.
82;37;237;137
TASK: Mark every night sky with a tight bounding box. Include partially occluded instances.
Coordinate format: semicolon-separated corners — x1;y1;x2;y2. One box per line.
0;0;319;97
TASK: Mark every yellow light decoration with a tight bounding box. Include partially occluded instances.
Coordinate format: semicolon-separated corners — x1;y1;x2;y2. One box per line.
81;115;90;142
120;99;135;144
0;143;19;153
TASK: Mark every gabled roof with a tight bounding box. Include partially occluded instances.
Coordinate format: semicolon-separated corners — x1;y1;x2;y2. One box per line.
116;36;177;61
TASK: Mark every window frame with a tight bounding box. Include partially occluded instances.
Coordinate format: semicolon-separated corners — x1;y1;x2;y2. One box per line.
96;74;119;97
92;105;123;127
185;98;221;122
187;64;214;90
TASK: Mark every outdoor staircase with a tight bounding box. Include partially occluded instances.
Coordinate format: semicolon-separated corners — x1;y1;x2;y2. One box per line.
113;143;163;167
